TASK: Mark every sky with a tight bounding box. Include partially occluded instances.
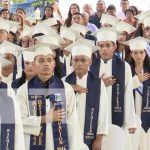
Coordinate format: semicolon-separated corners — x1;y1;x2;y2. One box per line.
59;0;150;18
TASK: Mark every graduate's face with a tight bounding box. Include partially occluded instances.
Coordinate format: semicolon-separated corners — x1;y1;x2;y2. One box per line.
144;27;150;39
107;9;116;16
71;14;83;25
3;53;16;70
16;9;26;18
45;7;53;18
34;54;55;76
72;55;91;77
0;10;10;20
21;36;32;48
97;41;116;61
131;50;146;64
0;29;8;43
8;32;15;43
117;32;127;43
24;61;36;77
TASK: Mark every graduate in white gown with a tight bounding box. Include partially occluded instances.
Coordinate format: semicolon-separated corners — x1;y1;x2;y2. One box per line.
65;39;109;150
0;57;25;150
127;37;150;150
59;26;79;76
0;18;12;44
90;27;137;150
12;51;36;93
0;41;22;87
16;43;88;150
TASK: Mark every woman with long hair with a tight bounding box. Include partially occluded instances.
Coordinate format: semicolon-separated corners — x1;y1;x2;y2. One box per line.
115;21;137;61
128;36;150;150
64;3;80;27
42;5;54;20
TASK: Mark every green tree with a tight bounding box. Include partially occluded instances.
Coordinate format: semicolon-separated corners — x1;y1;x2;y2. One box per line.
31;0;55;7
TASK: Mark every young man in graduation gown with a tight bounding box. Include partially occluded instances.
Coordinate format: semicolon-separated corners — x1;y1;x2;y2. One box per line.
34;30;74;77
0;56;25;150
65;39;109;150
90;27;137;149
16;43;88;150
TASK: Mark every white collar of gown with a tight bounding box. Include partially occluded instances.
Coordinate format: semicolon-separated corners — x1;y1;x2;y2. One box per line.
76;73;88;87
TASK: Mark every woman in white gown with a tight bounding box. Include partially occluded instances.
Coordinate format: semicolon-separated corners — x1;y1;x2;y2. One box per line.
128;36;150;150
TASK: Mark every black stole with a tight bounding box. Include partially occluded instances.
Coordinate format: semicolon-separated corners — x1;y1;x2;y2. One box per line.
132;67;150;133
90;55;125;127
65;71;100;149
141;76;150;132
28;76;69;150
0;82;15;150
11;71;26;93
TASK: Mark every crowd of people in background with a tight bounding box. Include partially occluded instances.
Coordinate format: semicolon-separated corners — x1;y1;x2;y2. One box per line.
0;0;150;150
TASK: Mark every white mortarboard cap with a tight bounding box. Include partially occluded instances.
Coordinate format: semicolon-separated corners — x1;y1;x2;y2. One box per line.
0;41;22;57
0;55;12;68
60;26;79;42
32;22;57;36
35;34;65;46
42;17;58;27
142;16;150;28
94;27;117;43
100;14;120;27
70;23;89;36
10;25;20;34
20;26;32;38
65;38;99;59
24;43;60;58
116;21;136;34
22;51;35;62
135;10;150;21
124;36;150;51
4;20;20;34
0;18;10;33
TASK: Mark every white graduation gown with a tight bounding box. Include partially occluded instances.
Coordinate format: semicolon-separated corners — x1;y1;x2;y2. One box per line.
98;59;137;150
0;98;25;150
76;73;109;137
14;99;26;150
16;81;87;150
0;73;15;98
98;59;136;128
59;53;73;76
132;75;150;150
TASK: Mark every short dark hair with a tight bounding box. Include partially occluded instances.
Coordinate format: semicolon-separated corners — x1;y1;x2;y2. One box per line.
106;4;116;11
97;0;106;5
16;8;26;14
125;9;134;16
0;8;10;15
72;12;83;17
